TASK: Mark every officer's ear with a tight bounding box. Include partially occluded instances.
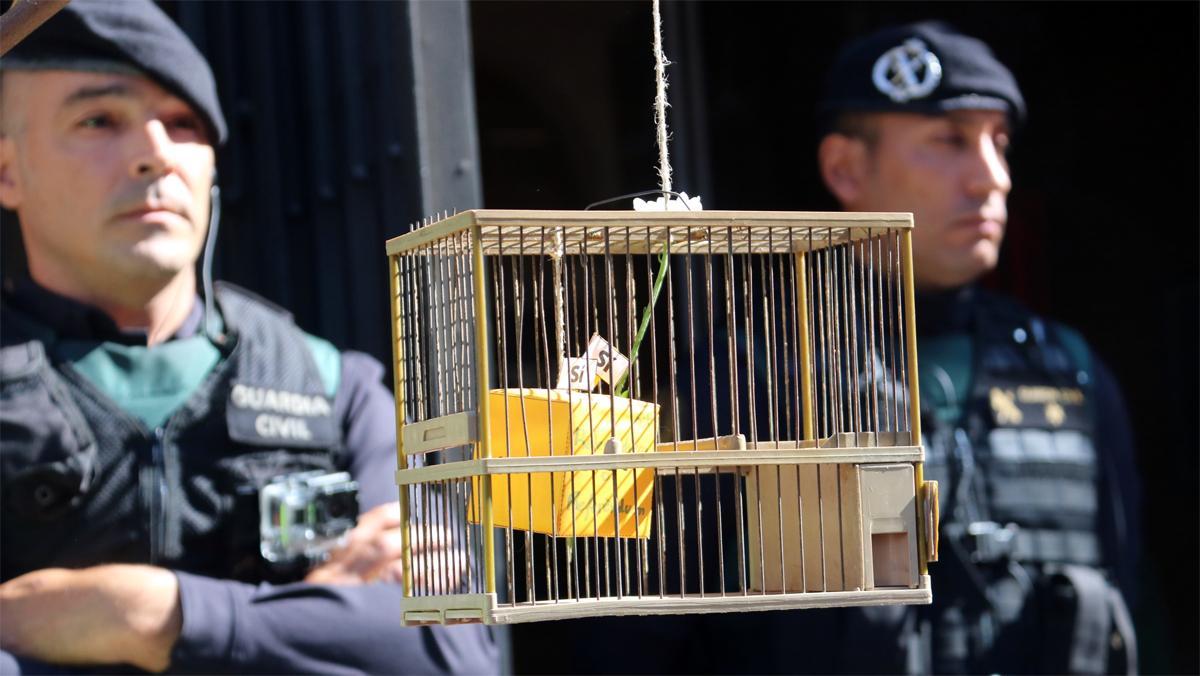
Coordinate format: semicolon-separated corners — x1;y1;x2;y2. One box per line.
0;132;22;210
0;77;23;210
818;132;870;208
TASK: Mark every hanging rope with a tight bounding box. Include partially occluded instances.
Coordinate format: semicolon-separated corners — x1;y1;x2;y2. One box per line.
652;0;672;195
553;1;674;387
552;229;566;371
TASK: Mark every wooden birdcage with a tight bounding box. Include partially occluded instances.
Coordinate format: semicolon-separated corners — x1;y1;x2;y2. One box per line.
386;209;939;625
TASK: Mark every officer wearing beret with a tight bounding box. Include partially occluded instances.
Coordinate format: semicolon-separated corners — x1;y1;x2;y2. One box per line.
0;1;496;673
811;20;1140;673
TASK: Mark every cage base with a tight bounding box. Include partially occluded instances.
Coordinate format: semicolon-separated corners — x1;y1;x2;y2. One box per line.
401;575;931;625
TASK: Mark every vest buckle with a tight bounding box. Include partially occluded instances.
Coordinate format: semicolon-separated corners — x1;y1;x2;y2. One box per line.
966;520;1019;564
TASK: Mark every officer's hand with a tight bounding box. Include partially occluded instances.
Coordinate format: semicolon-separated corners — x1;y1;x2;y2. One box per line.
305;501;465;589
0;565;180;672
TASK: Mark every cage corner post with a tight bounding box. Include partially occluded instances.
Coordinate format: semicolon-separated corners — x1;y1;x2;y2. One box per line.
899;227;927;577
470;222;498;597
794;250;816;442
389;251;415;597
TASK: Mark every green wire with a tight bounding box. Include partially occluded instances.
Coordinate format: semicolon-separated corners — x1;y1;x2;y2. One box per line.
614;240;670;398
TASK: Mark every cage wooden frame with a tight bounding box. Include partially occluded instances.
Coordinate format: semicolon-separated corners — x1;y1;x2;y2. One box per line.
387;209;936;625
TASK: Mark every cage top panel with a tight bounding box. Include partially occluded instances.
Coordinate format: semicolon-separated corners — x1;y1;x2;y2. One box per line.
385;210;913;256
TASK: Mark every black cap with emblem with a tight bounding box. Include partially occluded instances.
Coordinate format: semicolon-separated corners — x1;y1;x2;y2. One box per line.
817;20;1025;135
2;0;227;145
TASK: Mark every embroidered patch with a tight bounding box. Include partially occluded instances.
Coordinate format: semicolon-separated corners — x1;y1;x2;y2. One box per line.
988;384;1088;430
227;382;338;448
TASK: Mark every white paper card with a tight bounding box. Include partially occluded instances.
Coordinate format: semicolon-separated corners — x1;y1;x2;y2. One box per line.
585;333;630;386
556;357;599;391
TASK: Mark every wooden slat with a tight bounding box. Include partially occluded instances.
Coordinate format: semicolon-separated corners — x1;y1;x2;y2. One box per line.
402;579;933;626
396;459;486;486
469;209;913;230
799;465;823;591
478;225;902;256
746;465;805;593
654;434;746;452
401;411;477;455
669;432;914;452
924;480;940;563
385;211;473;255
746;462;866;594
818;464;843;590
401;593;495;626
485;577;932;624
839;464;865;592
387;209;915;256
394;447;925;485
900;230;927;576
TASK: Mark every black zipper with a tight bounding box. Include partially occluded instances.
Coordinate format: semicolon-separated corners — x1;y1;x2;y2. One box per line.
149;426;168;563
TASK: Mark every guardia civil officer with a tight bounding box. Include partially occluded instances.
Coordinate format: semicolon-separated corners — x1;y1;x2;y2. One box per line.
801;20;1141;673
0;1;496;673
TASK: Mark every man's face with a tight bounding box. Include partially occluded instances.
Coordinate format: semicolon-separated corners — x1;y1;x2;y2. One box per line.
839;110;1012;290
0;70;215;303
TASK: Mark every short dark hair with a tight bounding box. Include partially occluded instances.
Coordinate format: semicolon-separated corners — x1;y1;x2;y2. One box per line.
827;111;881;149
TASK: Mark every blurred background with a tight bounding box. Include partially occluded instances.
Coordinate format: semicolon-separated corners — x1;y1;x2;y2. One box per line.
3;1;1195;672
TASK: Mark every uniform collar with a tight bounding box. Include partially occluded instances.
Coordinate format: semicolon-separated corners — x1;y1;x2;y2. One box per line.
915;284;977;336
3;275;204;346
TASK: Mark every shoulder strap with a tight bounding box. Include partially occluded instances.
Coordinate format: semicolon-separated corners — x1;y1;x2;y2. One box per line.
215;282;339;397
1053;564;1135;675
215;282;343;450
1049;322;1093;379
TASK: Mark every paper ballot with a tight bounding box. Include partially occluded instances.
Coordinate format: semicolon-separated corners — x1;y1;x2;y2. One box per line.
585;334;630;386
554;334;630;391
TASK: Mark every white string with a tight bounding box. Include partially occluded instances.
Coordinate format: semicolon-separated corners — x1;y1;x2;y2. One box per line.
552;230;566;370
652;0;672;195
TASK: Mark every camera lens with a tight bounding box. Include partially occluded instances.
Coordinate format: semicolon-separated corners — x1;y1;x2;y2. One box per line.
326;492;357;520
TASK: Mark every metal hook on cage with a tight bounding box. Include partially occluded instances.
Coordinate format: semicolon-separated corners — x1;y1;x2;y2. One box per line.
584;189;696;211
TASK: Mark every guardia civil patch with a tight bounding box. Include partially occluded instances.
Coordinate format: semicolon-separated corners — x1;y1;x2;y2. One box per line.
226;382;339;448
987;383;1088;431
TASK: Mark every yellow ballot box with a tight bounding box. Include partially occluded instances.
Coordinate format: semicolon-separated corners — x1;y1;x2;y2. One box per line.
470;388;659;539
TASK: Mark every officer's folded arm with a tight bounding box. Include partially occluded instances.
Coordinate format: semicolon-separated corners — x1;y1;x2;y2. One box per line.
0;501;446;673
0;564;182;672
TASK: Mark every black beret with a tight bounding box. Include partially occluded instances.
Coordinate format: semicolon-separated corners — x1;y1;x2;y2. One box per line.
817;20;1025;135
3;0;227;145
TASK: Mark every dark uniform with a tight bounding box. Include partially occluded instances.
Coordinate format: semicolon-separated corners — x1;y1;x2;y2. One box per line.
0;1;496;672
905;286;1139;673
792;21;1141;674
719;287;1139;675
1;280;497;673
780;286;1140;674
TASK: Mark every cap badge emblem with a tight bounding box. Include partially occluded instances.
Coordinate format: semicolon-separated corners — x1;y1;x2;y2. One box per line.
872;38;942;102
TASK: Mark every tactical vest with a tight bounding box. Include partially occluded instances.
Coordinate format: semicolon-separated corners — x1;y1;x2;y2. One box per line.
0;283;346;584
919;292;1135;674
